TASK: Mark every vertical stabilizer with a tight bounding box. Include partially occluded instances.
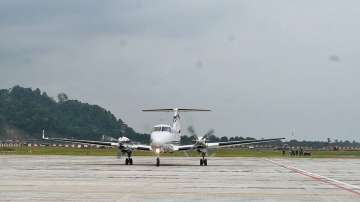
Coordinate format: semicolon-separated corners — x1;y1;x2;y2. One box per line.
172;108;181;135
142;108;211;138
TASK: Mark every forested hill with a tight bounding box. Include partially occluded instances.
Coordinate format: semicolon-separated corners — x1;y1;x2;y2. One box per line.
2;86;359;148
0;86;149;143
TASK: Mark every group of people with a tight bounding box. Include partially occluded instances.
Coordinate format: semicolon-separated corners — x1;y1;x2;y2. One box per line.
282;147;307;156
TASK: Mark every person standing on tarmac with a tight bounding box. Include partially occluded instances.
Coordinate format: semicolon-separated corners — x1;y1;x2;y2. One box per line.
300;147;304;156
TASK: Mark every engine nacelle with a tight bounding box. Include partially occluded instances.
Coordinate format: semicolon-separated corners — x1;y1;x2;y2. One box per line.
194;136;207;148
118;136;130;143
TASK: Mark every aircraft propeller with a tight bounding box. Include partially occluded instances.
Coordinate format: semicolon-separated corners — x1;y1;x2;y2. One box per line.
187;126;217;157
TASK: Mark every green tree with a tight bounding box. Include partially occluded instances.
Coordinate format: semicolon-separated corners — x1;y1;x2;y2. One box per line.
57;93;69;103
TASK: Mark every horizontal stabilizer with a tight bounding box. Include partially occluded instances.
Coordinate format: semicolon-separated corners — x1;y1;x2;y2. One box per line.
142;108;211;112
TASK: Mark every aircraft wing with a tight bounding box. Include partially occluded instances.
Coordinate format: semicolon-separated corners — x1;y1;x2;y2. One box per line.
43;136;119;147
127;144;152;151
176;138;285;151
43;134;152;151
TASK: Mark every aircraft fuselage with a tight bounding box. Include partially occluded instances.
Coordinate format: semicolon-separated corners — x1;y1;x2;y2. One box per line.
150;124;180;154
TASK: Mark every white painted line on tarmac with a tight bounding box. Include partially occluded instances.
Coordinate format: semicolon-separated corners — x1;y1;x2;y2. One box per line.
265;158;360;196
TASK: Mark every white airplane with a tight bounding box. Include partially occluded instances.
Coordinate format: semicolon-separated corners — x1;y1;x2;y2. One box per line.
42;108;284;166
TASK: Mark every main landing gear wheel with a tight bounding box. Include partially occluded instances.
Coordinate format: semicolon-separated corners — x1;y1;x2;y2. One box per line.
200;152;208;166
125;158;133;165
156;157;160;167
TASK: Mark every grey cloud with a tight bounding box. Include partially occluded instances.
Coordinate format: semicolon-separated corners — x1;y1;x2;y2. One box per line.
1;0;360;141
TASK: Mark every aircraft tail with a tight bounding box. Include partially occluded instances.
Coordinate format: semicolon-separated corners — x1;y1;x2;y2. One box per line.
142;108;211;135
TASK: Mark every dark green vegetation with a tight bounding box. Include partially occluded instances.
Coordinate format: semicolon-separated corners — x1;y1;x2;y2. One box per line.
0;86;149;143
0;86;267;145
1;147;360;158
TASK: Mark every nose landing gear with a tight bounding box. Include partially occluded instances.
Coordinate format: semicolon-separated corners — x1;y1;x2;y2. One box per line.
156;157;160;167
200;158;207;166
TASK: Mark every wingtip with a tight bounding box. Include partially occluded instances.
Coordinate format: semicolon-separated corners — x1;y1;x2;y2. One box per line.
42;129;48;140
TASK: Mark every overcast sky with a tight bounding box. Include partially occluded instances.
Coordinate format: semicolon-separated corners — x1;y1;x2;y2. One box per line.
1;0;360;141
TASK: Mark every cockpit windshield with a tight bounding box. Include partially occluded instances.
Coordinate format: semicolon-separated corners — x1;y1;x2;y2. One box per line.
162;127;171;132
153;126;171;132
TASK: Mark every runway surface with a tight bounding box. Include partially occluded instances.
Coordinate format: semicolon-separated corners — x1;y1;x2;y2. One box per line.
0;156;359;201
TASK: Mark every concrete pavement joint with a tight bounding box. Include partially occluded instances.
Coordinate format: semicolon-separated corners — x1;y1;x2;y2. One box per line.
265;158;360;196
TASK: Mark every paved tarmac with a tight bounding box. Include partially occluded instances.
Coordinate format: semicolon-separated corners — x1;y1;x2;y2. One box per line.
0;156;359;201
